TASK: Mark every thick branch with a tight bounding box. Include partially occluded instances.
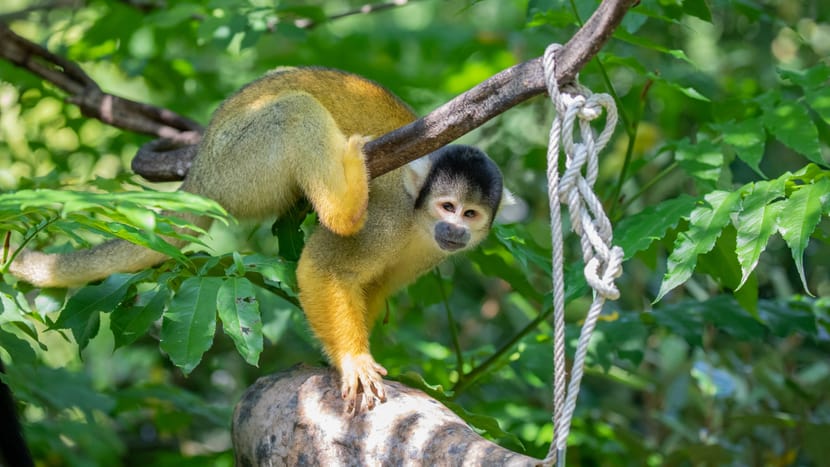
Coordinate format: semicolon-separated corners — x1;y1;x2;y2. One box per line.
366;0;634;177
0;22;202;144
132;0;634;181
233;366;539;466
1;0;635;182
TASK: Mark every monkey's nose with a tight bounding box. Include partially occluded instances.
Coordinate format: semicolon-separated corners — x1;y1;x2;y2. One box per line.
435;223;470;251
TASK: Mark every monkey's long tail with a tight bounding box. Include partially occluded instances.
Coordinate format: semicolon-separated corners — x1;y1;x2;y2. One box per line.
9;212;211;288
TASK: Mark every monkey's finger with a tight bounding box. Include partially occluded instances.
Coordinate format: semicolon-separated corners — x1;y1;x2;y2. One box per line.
357;371;380;410
341;373;359;413
372;361;389;376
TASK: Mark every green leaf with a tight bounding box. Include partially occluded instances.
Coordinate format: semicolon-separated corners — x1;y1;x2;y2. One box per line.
779;64;830;124
682;0;712;21
714;118;766;176
804;86;830;126
614;29;693;64
656;190;742;301
675;139;723;191
734;178;786;289
779;63;830;89
271;201;310;262
54;273;147;350
0;328;37;365
111;286;169;349
243;253;298;293
699;295;765;340
217;277;263;366
698;226;758;314
759;92;824;165
758;299;818;338
160;277;222;375
651;301;704;347
615;194;697;259
777;178;830;295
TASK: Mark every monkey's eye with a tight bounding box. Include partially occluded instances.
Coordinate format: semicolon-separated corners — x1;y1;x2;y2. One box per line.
463;209;478;219
442;202;456;213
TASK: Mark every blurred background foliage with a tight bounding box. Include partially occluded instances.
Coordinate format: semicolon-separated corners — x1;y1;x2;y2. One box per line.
1;0;829;465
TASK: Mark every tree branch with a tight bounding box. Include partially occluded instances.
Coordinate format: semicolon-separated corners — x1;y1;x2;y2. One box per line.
0;22;202;145
1;0;635;182
132;0;635;181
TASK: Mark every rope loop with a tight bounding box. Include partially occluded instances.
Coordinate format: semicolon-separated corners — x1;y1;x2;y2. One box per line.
540;42;624;467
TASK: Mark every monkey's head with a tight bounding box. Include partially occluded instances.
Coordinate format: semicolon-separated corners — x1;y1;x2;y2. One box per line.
405;145;506;254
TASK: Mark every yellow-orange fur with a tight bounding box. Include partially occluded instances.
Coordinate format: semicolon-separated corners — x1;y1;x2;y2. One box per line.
10;67;497;411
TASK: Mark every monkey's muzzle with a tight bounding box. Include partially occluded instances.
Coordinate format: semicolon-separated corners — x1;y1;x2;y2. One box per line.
434;222;470;251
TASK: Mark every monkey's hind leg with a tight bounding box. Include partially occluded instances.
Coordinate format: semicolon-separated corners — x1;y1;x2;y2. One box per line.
324;134;370;236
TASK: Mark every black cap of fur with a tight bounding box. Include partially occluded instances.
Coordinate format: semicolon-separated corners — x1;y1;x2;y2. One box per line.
414;145;503;224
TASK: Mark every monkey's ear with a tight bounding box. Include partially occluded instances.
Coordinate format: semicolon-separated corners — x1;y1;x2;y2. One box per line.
403;155;433;197
500;188;517;208
496;188;527;223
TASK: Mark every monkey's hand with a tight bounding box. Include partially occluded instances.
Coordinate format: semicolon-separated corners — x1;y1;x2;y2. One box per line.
338;353;388;414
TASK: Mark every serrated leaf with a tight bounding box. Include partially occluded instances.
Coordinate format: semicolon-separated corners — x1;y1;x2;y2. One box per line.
735;178;786;289
656;190;742;301
160;277;222;375
777;178;830;295
615;194;697;258
111;286;169;349
54;273;146;350
714;118;766;176
675;139;723;191
760;93;824;165
217;277;263;366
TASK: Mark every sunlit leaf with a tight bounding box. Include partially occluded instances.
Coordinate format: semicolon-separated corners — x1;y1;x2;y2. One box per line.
656;190;742;301
714;118;766;176
615;194;697;259
734;178;786;289
777;178;830;295
759;92;824;165
675;139;723;191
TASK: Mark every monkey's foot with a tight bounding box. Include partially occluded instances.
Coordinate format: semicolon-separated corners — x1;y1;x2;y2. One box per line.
338;353;388;414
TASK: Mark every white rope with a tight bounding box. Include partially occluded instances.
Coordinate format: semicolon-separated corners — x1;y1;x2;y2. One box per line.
540;44;624;467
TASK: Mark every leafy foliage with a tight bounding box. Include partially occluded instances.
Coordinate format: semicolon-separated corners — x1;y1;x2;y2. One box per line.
1;0;828;465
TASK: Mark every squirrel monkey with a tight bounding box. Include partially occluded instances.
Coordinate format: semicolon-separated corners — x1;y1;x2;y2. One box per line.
9;67;506;412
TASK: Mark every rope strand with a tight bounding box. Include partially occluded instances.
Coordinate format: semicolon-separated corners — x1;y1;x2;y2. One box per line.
540;43;624;467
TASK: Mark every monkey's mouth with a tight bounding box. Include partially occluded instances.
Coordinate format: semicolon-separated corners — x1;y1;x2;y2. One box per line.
436;238;466;251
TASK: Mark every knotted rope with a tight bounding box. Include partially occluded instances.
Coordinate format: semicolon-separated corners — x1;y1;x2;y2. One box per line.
540;43;624;467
